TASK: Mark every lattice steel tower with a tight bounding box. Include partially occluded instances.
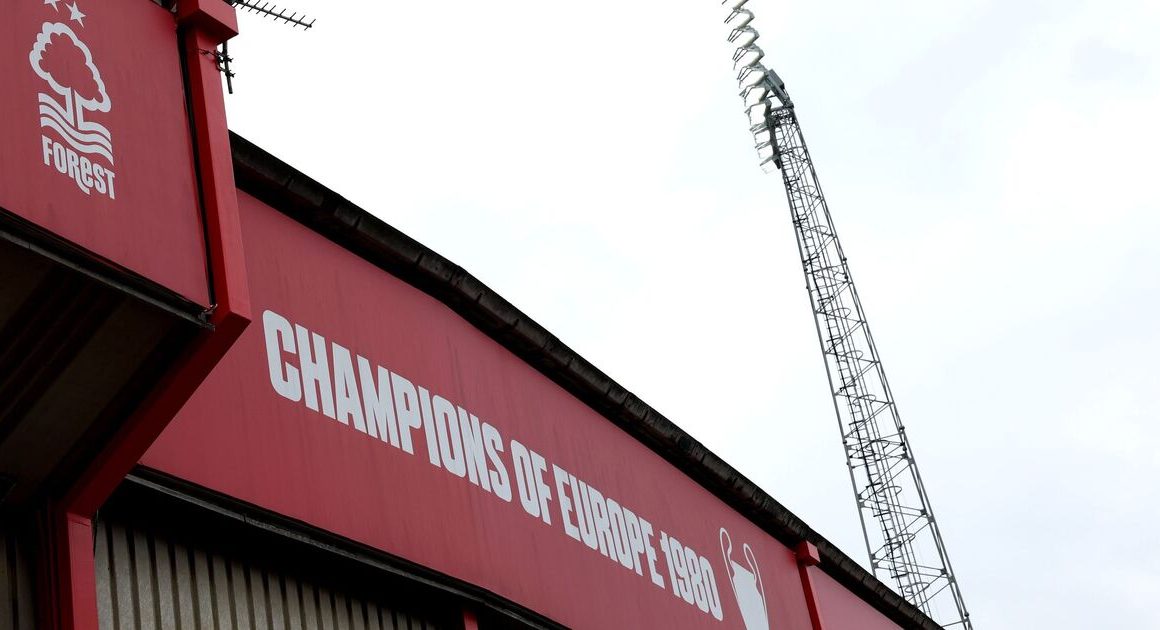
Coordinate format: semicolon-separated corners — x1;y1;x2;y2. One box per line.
718;1;972;627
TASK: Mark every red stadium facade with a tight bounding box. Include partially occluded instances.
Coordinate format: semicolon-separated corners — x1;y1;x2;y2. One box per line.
0;2;941;629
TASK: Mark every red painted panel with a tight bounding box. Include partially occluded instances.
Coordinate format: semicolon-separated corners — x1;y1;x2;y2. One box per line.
144;193;820;629
0;0;208;304
807;567;902;630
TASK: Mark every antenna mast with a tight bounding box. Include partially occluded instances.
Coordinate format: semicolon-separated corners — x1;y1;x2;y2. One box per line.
228;0;315;29
206;0;315;93
718;1;972;627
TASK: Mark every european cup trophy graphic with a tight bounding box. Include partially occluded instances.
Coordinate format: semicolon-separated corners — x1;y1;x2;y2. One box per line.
720;528;770;630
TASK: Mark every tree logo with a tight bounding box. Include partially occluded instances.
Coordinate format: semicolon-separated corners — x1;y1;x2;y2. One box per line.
28;17;117;199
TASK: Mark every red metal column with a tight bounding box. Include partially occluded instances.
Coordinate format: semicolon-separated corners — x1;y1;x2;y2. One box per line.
44;3;250;629
796;541;828;630
176;0;250;336
37;514;99;630
463;610;480;630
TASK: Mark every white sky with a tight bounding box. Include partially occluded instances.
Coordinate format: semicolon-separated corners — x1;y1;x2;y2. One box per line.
223;0;1160;626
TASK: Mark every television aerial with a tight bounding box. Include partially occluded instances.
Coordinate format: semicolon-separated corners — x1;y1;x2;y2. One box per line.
205;0;316;93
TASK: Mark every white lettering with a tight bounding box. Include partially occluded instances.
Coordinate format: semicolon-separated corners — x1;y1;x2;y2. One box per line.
256;313;719;615
52;142;66;173
640;518;665;588
587;484;614;558
92;164;107;195
511;440;540;519
331;343;362;428
66;149;79;180
553;465;581;542
572;476;599;551
263;310;301;402
483;423;511;502
607;498;634;570
417;386;441;467
433;395;466;477
79;157;94;189
390;372;422;455
294;324;335;418
457;408;491;490
357;357;398;446
622;507;645;576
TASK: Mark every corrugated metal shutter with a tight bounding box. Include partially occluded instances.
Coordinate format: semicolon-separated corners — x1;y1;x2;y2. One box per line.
0;525;37;630
95;519;443;630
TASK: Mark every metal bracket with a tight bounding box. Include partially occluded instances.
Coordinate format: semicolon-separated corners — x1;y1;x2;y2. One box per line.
199;43;236;94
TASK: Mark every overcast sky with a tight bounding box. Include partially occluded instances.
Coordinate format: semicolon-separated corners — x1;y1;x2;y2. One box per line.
222;0;1160;626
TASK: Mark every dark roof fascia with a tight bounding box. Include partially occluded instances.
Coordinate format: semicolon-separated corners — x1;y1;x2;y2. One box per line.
228;131;941;630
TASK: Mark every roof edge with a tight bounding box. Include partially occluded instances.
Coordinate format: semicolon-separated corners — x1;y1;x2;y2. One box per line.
227;131;941;630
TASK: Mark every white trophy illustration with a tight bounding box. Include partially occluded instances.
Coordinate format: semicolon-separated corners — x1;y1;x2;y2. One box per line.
720;528;769;630
29;22;114;166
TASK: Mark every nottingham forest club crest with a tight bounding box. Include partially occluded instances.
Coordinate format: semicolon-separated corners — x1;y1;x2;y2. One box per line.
28;0;117;200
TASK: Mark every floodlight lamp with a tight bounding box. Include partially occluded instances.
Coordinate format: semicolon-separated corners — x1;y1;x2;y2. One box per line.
729;26;758;48
747;102;770;127
737;65;766;89
733;46;765;71
743;85;770;108
725;8;754;30
725;0;792;164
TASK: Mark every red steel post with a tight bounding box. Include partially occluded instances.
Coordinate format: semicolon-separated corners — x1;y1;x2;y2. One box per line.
796;541;828;630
